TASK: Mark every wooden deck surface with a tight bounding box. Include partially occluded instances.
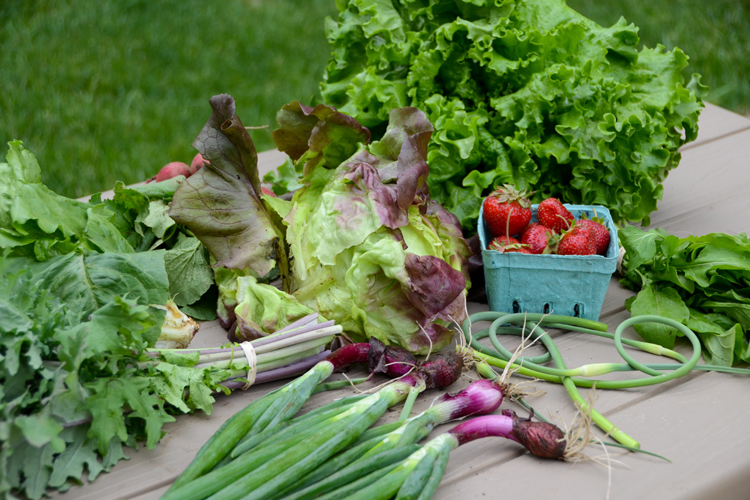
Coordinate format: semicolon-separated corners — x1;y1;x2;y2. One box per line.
57;103;750;500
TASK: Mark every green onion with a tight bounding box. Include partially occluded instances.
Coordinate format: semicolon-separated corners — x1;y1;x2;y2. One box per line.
273;379;505;500
163;374;423;500
164;361;335;494
320;411;571;500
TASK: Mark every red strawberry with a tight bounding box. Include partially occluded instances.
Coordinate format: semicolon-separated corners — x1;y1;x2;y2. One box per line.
537;198;574;232
577;216;610;255
483;184;533;237
557;224;597;256
520;223;557;254
488;236;532;254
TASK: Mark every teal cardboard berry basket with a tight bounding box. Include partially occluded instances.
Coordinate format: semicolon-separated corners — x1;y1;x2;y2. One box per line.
478;204;618;321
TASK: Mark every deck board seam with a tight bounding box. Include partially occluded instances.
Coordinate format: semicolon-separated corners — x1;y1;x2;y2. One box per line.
121;476;176;500
680;124;750;151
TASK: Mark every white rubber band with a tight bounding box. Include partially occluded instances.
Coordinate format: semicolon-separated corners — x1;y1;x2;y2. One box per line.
239;342;257;390
617;246;626;275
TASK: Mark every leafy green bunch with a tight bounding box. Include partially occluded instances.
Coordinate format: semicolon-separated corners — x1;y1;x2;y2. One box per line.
169;95;472;354
321;0;706;230
0;265;233;499
620;226;750;367
0;141;236;498
0;140;217;320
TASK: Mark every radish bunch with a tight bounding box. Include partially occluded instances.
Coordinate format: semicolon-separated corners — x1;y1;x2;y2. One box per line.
148;153;207;183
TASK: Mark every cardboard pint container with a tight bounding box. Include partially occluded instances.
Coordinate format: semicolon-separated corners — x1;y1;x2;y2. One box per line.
478;204;618;321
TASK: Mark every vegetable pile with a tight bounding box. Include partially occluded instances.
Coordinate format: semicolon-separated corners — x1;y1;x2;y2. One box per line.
620;226;750;367
160;338;466;500
0;140;217;320
170;95;472;354
321;0;705;230
2;1;743;499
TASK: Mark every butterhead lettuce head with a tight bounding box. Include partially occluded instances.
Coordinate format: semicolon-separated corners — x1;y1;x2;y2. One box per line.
274;102;471;353
171;96;471;354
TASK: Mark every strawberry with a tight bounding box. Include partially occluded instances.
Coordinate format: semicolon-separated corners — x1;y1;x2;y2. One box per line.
576;216;610;255
482;184;533;237
557;224;597;256
488;236;532;254
537;197;574;232
520;222;557;254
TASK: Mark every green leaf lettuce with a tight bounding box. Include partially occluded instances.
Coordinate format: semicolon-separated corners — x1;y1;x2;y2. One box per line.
321;0;706;230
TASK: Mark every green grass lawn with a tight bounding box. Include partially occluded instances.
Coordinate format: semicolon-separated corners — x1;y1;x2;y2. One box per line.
0;0;338;198
1;0;748;198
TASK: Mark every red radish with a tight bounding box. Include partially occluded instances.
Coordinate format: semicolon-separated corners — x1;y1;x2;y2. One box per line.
261;187;276;197
155;161;191;182
189;153;208;175
577;216;610;255
537;197;574;232
368;337;418;378
418;351;464;389
367;337;464;389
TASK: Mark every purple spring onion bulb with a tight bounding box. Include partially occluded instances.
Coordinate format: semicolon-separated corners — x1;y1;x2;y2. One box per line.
448;409;567;460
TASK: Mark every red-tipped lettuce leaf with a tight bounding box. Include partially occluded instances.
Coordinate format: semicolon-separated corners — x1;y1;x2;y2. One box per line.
372;107;433;211
403;253;466;318
169;94;280;276
272;101;371;176
201;99;472;354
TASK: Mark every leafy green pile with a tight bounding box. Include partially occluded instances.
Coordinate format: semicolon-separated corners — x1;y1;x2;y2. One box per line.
170;95;471;354
321;0;706;230
0;141;237;498
0;265;232;499
620;226;750;367
0;140;216;320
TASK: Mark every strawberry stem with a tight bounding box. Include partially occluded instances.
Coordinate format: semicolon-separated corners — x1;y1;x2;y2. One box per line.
506;208;511;237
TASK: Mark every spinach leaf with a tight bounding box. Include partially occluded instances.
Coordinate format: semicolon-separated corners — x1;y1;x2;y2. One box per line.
626;286;689;348
621;226;750;366
3;251;169;320
164;235;214;307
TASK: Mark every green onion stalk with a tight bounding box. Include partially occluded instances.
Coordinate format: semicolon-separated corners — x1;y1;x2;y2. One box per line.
145;313;342;389
161;373;426;500
297;409;569;500
459;312;750;449
162;337;466;500
269;378;506;500
162;341;373;496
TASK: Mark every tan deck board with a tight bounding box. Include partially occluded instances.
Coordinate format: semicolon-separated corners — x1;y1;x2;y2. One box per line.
682;102;750;150
649;128;750;236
